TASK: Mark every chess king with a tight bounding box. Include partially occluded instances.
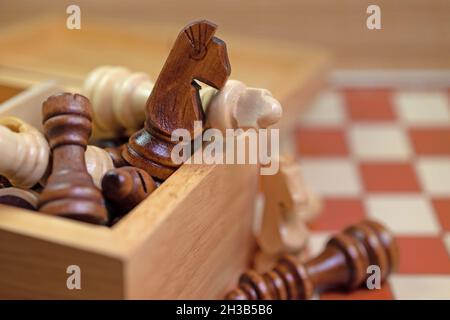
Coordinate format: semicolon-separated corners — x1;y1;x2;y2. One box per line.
123;20;231;180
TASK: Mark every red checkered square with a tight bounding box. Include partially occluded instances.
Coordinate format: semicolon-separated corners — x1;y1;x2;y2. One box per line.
359;162;421;192
432;198;450;232
409;129;450;155
310;198;366;232
343;89;396;121
296;128;348;156
395;237;450;274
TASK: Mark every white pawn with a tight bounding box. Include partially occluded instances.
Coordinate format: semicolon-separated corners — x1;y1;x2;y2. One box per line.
0;117;49;188
0;117;114;189
83;66;154;136
204;80;283;132
84;145;114;189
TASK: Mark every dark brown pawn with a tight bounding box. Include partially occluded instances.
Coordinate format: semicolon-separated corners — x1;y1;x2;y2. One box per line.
225;220;399;300
38;93;108;225
102;166;156;218
105;145;128;168
122;20;231;180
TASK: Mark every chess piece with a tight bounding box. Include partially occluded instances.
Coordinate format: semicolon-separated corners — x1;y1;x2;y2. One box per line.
84;65;220;139
83;66;154;136
105;145;128;168
122;20;231;180
85;145;115;189
225;220;398;300
0;117;49;188
39;93;108;225
102;166;156;217
0;187;39;211
205;80;282;132
255;155;321;257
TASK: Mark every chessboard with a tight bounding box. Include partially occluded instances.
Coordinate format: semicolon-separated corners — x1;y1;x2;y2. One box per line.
298;87;450;299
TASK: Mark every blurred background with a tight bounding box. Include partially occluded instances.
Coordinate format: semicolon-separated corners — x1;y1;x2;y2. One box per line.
0;0;449;69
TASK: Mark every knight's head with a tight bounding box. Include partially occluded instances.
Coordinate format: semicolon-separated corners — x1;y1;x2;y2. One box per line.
178;20;231;89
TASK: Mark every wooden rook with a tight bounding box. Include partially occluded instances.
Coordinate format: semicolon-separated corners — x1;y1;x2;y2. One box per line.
226;220;399;300
0;187;39;211
38;93;108;225
102;166;156;218
122;20;231;180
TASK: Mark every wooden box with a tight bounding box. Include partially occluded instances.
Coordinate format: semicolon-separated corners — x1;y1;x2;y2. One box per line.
0;17;329;299
0;80;259;299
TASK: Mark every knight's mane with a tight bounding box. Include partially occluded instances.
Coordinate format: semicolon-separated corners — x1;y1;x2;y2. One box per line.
183;21;217;58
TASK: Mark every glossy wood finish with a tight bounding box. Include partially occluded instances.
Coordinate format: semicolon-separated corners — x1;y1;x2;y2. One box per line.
38;93;108;225
122;20;231;180
226;220;399;300
105;145;128;168
102;166;156;218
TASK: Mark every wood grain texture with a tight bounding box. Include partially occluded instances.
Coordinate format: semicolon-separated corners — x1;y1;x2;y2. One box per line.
114;153;259;299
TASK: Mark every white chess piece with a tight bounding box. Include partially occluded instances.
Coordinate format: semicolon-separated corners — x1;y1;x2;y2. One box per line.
83;66;154;135
204;80;283;132
0;117;49;188
0;117;114;189
255;155;321;256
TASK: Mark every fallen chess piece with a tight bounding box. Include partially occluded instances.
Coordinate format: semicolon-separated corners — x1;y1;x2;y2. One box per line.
0;187;39;211
0;117;113;189
102;166;156;218
226;220;398;300
0;117;49;189
122;20;231;180
254;155;321;267
204;80;282;132
83;66;154;136
39;93;108;225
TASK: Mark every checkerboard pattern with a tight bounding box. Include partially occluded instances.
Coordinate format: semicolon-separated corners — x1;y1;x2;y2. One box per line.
296;88;450;300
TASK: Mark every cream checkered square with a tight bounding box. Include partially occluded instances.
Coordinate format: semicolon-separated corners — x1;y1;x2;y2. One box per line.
300;91;346;126
349;124;412;161
391;275;450;299
394;91;450;126
416;158;450;196
300;159;362;196
365;194;440;235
